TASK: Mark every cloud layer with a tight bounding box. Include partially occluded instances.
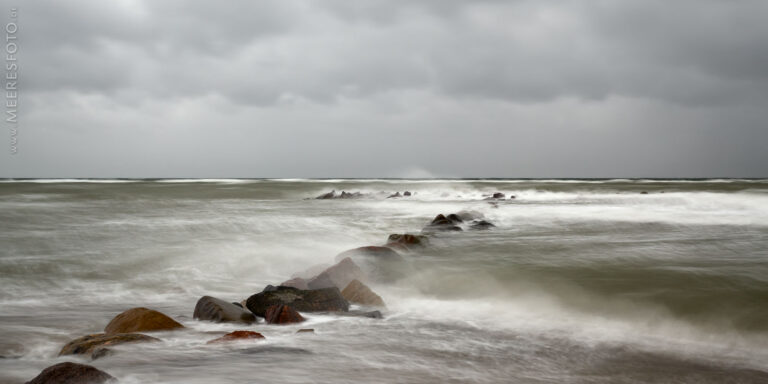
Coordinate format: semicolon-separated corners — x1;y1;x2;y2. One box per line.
2;0;767;177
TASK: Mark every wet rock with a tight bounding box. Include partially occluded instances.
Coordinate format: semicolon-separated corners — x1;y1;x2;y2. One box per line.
334;246;407;282
296;328;315;334
447;213;463;223
59;333;159;358
387;234;428;248
403;191;411;196
341;279;385;307
25;362;114;384
279;277;309;290
263;285;278;292
640;191;648;194
306;257;366;290
207;330;265;344
232;302;244;308
509;195;516;199
387;192;402;198
493;192;505;199
335;310;383;319
104;307;184;335
339;191;364;199
246;286;349;317
316;190;336;199
265;304;305;324
470;220;496;230
424;214;462;232
455;210;483;221
193;296;256;324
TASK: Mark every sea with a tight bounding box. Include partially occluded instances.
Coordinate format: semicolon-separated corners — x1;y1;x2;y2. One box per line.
1;179;767;383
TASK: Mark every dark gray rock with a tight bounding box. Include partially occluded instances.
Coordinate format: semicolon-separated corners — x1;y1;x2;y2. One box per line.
193;296;257;324
25;362;114;384
245;286;349;317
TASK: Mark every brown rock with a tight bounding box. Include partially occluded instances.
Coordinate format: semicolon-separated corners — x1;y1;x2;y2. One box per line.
424;214;462;232
104;307;184;335
341;280;386;307
387;234;428;247
25;362;114;384
265;304;305;324
193;296;256;324
59;333;159;358
307;257;366;290
207;330;265;344
316;190;335;199
296;328;315;334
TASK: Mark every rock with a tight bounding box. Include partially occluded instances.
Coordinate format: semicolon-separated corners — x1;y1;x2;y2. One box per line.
446;213;463;223
335;310;383;319
470;220;495;230
493;192;505;199
383;241;410;252
263;285;278;292
509;195;516;199
25;362;114;384
232;302;244;308
403;191;412;196
424;214;462;232
193;296;256;324
280;277;309;290
455;210;483;221
246;286;349;317
265;305;305;324
341;280;385;307
641;191;648;194
59;333;159;358
334;246;407;282
306;257;366;290
387;192;402;198
104;307;184;335
296;328;314;334
387;234;428;248
316;190;335;199
207;330;265;344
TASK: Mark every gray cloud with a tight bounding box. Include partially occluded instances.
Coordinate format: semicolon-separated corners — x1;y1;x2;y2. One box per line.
1;0;767;177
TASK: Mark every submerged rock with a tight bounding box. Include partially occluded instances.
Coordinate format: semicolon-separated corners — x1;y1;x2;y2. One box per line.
296;328;315;334
194;296;256;324
104;307;184;335
470;220;495;230
403;191;412;196
265;304;305;324
59;333;159;359
387;192;402;198
207;330;265;344
387;234;428;248
25;362;114;384
306;257;366;290
316;190;336;199
341;279;385;308
246;286;349;317
424;214;462;232
335;310;383;319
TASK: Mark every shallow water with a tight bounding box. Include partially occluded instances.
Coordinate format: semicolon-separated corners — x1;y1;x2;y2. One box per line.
1;179;768;383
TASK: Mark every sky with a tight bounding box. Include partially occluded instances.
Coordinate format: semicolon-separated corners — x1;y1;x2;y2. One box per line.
1;0;767;178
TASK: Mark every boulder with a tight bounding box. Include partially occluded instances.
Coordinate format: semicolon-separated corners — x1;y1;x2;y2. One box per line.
193;296;256;324
316;190;336;199
59;333;159;358
336;310;383;319
207;330;265;344
493;192;505;199
424;214;462;232
341;280;385;307
280;277;309;290
246;286;349;317
387;192;402;199
403;191;411;196
306;257;366;290
387;234;428;248
25;362;114;384
334;246;407;282
265;305;305;324
509;195;516;199
470;220;495;230
296;328;315;334
446;213;463;223
104;307;184;335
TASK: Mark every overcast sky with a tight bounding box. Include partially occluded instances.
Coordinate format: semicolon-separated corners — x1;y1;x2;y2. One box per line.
1;0;767;178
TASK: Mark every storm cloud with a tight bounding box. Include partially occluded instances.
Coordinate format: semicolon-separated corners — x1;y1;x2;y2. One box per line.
2;0;767;177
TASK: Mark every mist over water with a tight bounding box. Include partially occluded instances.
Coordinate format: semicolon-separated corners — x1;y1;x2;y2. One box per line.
1;179;768;383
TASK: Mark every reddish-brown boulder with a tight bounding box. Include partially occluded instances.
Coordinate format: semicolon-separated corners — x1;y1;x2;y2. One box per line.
104;307;184;335
265;304;305;324
25;362;114;384
59;333;159;358
341;280;386;307
207;330;265;344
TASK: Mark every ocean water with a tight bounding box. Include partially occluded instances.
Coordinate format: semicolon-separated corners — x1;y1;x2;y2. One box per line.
1;179;768;383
